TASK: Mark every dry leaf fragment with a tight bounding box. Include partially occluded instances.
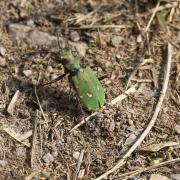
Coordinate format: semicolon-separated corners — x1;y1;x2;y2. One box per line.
0;127;31;147
7;90;20;115
78;169;85;179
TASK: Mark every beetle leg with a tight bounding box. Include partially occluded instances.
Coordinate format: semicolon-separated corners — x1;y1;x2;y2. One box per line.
75;94;86;116
67;79;74;101
42;73;67;86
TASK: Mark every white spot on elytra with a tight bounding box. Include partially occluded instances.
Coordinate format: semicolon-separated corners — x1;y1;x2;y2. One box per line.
86;92;93;98
97;86;100;91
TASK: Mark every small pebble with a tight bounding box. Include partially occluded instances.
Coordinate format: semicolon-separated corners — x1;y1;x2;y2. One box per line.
0;47;6;56
105;60;111;68
170;174;180;180
0;57;6;67
16;146;26;157
96;112;104;118
52;151;58;157
73;151;80;160
175;124;180;134
26;19;34;26
51;74;58;80
23;70;32;78
137;34;142;43
0;160;8;167
115;53;121;59
125;134;137;146
41;171;51;178
44;72;50;79
105;79;111;85
70;30;80;42
42;153;54;164
116;122;121;127
46;65;53;73
111;36;123;47
127;125;136;132
127;119;133;125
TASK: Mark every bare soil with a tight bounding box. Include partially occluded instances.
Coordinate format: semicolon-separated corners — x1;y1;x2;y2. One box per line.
0;0;179;179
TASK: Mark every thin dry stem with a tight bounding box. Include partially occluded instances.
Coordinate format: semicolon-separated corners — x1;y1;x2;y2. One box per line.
70;84;138;132
123;157;180;180
95;43;172;180
78;24;127;29
75;4;103;24
34;80;48;126
144;1;160;33
30;110;38;168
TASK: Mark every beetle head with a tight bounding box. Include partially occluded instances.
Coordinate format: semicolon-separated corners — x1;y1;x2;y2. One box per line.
59;48;72;60
59;48;81;72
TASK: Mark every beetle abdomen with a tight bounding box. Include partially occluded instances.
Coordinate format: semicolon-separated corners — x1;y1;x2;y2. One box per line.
72;67;105;111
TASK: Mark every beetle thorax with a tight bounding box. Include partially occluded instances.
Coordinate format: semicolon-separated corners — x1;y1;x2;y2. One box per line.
65;58;81;73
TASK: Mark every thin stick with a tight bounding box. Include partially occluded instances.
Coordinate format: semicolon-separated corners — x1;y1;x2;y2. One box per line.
70;84;138;132
123;158;180;180
78;25;127;29
149;1;179;14
34;78;48;126
144;1;160;33
70;110;99;133
95;42;172;180
73;149;85;180
116;157;180;178
30;110;38;168
75;4;103;24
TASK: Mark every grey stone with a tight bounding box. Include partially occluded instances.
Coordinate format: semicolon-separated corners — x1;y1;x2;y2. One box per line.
0;57;6;67
23;69;32;78
46;65;53;73
0;47;6;56
70;30;80;42
170;174;180;180
42;153;54;164
26;19;34;26
0;160;8;167
111;36;123;47
125;133;137;146
175;124;180;134
8;23;67;47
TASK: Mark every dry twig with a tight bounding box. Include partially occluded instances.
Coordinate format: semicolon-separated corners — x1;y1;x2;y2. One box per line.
75;4;103;24
73;149;85;180
78;24;127;29
34;84;48;126
123;157;180;180
30;110;38;168
115;157;180;179
70;84;138;132
144;1;160;33
95;42;172;180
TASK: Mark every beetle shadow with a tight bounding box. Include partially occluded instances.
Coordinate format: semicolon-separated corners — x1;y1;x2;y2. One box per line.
5;76;82;119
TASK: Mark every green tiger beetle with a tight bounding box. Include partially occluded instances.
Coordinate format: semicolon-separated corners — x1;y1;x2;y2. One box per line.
44;48;105;112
